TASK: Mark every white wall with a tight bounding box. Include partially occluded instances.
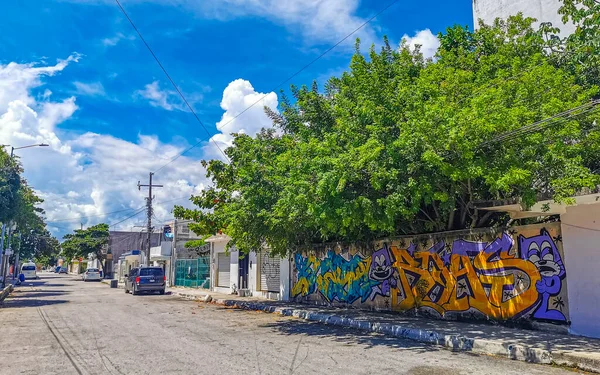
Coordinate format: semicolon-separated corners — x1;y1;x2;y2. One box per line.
229;249;239;292
211;240;239;294
561;203;600;338
248;251;258;295
473;0;575;36
279;257;291;301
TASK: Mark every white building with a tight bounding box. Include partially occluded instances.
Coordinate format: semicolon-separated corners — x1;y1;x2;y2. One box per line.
473;0;575;36
205;234;291;301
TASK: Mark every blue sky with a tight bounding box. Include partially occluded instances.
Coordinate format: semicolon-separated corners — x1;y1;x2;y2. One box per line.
0;0;473;237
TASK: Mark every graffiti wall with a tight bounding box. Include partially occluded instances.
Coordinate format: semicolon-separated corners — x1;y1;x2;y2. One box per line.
292;223;569;323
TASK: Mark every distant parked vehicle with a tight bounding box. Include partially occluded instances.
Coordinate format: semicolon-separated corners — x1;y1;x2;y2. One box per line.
59;267;68;274
83;268;102;282
124;267;165;295
54;267;61;273
20;262;38;280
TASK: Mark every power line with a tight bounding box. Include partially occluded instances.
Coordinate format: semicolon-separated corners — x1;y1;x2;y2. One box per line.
108;193;192;229
109;208;147;228
47;207;143;224
114;0;229;163
480;100;600;147
214;0;402;133
128;0;402;174
46;195;191;225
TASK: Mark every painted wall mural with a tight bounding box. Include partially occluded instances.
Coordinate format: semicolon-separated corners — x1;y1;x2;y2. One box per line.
292;223;569;323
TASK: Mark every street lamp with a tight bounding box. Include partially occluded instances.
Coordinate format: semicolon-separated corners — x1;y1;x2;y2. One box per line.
6;143;50;157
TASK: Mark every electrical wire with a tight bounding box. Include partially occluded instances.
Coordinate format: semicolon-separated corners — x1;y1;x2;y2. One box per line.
109;208;147;228
47;206;144;224
479;100;600;148
117;0;402;174
46;195;192;225
107;228;147;249
114;0;229;162
214;0;402;133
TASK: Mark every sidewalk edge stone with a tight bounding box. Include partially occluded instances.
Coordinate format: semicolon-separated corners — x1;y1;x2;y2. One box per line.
183;296;598;373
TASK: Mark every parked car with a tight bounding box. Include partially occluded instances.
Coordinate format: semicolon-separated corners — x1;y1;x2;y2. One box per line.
20;262;38;280
124;267;165;295
59;267;68;274
83;268;102;282
54;267;61;273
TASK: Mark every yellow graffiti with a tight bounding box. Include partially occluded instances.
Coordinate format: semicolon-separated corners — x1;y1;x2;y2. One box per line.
391;246;541;319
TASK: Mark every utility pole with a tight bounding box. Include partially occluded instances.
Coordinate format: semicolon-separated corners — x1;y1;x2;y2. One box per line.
1;224;12;288
13;233;21;280
138;172;162;266
0;224;5;286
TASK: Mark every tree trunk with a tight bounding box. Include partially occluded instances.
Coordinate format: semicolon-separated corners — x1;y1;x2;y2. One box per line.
447;206;455;231
477;211;495;228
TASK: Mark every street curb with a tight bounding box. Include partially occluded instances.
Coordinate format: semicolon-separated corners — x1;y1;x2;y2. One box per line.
0;284;15;303
170;290;598;373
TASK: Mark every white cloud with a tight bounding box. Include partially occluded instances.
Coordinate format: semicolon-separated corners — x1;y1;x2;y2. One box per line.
0;54;80;112
200;0;377;45
0;57;279;239
102;32;134;47
136;81;181;111
136;80;205;112
0;57;207;237
401;29;440;59
73;81;106;96
67;0;378;46
203;79;278;160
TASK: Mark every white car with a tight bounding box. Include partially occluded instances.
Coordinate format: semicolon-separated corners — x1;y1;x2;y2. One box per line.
83;268;102;282
20;263;38;280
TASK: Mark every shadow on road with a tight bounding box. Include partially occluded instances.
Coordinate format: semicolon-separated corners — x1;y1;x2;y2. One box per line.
223;308;443;353
8;291;71;299
1;298;69;308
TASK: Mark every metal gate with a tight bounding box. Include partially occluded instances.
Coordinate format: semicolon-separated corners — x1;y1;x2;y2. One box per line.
174;257;210;289
260;253;280;292
217;253;230;288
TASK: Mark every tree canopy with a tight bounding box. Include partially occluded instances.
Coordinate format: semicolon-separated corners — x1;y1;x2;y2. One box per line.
175;11;600;257
62;223;110;272
1;146;59;263
0;148;22;224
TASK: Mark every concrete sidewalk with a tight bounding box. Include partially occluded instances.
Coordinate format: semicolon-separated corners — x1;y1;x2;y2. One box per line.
168;286;600;373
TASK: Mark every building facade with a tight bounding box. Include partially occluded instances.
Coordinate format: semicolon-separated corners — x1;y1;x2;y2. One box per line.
108;230;160;278
206;234;291;300
473;0;575;35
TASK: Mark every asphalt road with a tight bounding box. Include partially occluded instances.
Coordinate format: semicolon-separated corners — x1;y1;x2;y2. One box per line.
0;273;582;375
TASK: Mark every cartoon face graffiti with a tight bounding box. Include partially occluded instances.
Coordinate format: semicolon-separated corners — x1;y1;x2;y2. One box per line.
368;246;398;300
519;229;567;322
525;241;564;279
520;229;565;278
370;248;394;281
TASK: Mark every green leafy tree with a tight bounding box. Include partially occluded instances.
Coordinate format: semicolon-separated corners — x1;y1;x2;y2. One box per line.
0;147;22;224
1;148;56;266
558;0;600;87
62;224;110;273
31;234;61;266
176;14;600;257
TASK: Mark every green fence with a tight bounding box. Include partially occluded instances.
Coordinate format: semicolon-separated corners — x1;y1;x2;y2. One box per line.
175;257;210;289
